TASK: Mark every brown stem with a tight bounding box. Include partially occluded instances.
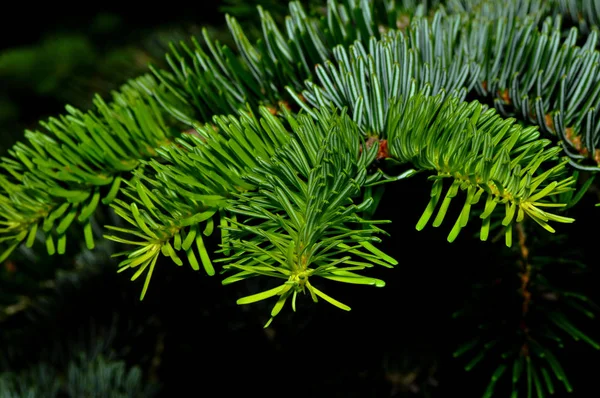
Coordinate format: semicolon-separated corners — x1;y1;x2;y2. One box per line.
516;222;532;356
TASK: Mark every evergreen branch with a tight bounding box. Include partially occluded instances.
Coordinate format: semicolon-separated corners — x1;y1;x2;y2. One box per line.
446;0;551;21
386;93;575;246
0;75;180;263
0;0;584;293
555;0;600;33
107;101;394;311
1;0;594;270
218;107;395;326
149;0;445;126
453;225;598;397
104;105;294;299
454;280;598;398
109;91;574;310
1;1;598;395
151;1;341;125
466;12;600;169
0;355;155;398
292;14;477;134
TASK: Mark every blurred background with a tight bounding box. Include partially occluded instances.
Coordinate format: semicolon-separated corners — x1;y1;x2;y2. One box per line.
0;6;222;153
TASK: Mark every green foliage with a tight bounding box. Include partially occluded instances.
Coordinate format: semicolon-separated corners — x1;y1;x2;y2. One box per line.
465;13;600;171
65;355;154;398
388;94;574;246
0;75;175;263
451;227;599;398
2;0;600;396
294;15;476;131
445;0;551;21
0;364;60;398
556;0;600;33
0;35;96;96
219;107;396;326
0;355;155;398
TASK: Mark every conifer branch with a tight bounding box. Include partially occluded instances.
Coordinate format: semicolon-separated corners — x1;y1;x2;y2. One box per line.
453;227;599;397
218;107;396;327
556;0;600;33
0;0;584;299
446;0;551;21
104;105;292;299
290;14;477;133
465;10;600;170
1;1;599;395
387;93;574;246
0;75;176;262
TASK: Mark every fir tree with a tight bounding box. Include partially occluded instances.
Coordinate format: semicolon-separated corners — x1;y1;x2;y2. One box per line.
1;0;600;396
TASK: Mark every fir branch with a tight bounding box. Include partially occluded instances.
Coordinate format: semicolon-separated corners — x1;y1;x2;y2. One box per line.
218;107;395;327
465;11;600;170
386;93;574;246
446;0;551;21
109;92;575;317
291;14;477;134
105;103;395;308
104;105;293;299
0;0;585;302
0;355;156;398
149;0;444;126
555;0;600;33
453;225;599;397
1;1;599;395
2;0;596;269
0;75;177;262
